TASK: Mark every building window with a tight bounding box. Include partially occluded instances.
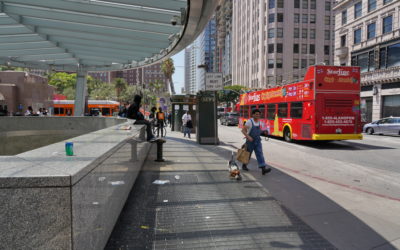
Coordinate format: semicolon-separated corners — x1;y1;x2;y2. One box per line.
302;14;308;23
357;52;369;72
324;30;330;40
293;44;299;53
310;14;316;24
341;35;346;47
383;0;393;4
301;59;307;68
324;45;330;55
294;28;299;38
268;13;275;23
293;59;299;68
294;0;300;8
302;0;308;9
302;29;308;38
383;16;393;34
269;0;275;9
268;44;274;53
310;0;316;9
276;59;283;68
380;47;387;69
277;13;284;22
387;43;400;68
277;0;284;8
367;23;376;39
325;1;331;11
368;0;376;12
354;28;362;44
309;59;315;65
325;16;330;25
294;14;300;23
268;59;275;68
302;44;307;54
310;29;316;39
310;44;315;54
342;10;347;25
354;2;362;19
268;28;275;38
277;28;283;38
277;43;283;53
369;51;375;71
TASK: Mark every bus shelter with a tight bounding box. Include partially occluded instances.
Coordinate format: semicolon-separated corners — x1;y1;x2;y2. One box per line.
171;94;196;133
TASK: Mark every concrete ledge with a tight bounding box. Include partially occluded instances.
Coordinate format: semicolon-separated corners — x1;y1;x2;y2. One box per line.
0;122;151;249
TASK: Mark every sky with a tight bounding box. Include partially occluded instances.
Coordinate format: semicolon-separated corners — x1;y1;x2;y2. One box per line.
171;50;185;94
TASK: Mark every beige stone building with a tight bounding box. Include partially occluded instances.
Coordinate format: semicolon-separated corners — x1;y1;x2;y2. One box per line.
0;71;54;115
334;0;400;122
232;0;335;89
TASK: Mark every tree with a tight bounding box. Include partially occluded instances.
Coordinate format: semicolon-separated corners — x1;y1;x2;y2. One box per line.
48;72;76;93
218;85;248;107
161;58;176;95
113;78;127;102
119;85;138;103
89;83;116;100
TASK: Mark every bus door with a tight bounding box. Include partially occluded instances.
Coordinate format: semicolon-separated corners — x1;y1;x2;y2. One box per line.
316;93;359;135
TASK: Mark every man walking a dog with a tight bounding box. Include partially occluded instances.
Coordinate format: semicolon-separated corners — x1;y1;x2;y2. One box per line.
241;109;271;175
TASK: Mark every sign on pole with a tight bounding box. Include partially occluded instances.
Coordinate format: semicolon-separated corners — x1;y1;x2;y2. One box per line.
205;73;223;91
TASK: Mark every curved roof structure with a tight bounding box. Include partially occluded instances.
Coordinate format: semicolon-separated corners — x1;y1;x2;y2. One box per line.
0;0;217;72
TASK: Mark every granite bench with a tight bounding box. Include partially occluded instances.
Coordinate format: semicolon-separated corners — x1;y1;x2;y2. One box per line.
0;122;150;249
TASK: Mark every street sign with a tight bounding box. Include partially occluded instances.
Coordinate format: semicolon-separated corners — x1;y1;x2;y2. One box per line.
205;73;223;91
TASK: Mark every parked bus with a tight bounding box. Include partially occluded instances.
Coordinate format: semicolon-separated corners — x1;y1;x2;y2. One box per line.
239;65;363;142
53;100;120;116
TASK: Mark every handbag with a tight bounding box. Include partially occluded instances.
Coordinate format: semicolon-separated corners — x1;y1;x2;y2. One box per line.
236;144;250;164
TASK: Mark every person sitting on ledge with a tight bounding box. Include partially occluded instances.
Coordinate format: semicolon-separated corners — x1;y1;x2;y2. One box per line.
127;95;156;142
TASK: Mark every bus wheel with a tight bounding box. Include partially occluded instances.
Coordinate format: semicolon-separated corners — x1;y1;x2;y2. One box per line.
367;128;374;135
284;127;292;142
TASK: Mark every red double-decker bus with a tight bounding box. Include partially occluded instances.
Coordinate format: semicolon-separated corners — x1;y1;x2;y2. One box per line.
238;65;363;142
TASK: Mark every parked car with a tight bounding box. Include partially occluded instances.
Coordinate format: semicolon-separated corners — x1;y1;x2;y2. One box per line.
363;117;400;135
220;112;239;126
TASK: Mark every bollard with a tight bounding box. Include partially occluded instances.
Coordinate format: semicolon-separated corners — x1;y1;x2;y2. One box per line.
128;138;139;162
155;139;166;162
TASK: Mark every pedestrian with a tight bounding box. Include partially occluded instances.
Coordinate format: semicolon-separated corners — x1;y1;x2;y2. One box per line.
182;111;192;138
241;109;271;175
127;95;156;141
156;107;165;137
167;112;172;127
25;106;33;116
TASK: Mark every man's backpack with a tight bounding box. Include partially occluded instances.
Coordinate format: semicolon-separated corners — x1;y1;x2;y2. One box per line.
157;112;165;120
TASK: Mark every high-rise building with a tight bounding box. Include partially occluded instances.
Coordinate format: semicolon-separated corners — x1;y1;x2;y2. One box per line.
232;0;334;89
215;0;233;86
333;0;400;122
184;47;191;94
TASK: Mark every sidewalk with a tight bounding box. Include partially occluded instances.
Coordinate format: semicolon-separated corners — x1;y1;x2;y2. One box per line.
105;130;336;250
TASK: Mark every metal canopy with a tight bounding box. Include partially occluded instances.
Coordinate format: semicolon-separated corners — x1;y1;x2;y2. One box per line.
0;0;217;71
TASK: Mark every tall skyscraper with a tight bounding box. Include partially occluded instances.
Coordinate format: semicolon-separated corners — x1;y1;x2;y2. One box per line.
333;0;400;122
232;0;334;89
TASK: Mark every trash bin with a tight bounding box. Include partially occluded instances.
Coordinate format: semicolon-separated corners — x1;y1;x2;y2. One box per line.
196;91;218;145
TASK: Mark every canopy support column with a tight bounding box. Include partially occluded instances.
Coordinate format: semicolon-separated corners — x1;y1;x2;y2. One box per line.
74;68;88;116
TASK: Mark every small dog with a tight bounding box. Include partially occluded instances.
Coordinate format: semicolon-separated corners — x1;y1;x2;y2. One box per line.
228;152;242;181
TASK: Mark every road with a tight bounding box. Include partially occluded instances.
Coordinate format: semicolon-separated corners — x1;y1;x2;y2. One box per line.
217;123;400;249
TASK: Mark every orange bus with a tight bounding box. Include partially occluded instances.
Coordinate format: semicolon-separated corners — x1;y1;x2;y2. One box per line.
239;65;363;142
53;100;120;116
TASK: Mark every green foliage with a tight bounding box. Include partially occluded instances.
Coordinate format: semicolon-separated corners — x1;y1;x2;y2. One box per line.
113;78;128;101
119;85;138;103
63;87;76;99
89;83;116;100
0;65;27;71
48;72;77;93
161;58;175;94
218;85;248;104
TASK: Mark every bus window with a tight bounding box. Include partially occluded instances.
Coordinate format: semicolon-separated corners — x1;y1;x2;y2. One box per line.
259;104;265;118
290;102;303;118
251;105;257;113
278;103;288;118
54;107;63;115
267;104;275;120
242;105;250;118
102;108;111;116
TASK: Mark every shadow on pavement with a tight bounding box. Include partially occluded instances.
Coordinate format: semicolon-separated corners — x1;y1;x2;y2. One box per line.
106;136;396;250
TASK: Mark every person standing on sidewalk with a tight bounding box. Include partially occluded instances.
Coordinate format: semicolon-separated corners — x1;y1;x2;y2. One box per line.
241;109;271;175
156;107;166;137
182;111;192;138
